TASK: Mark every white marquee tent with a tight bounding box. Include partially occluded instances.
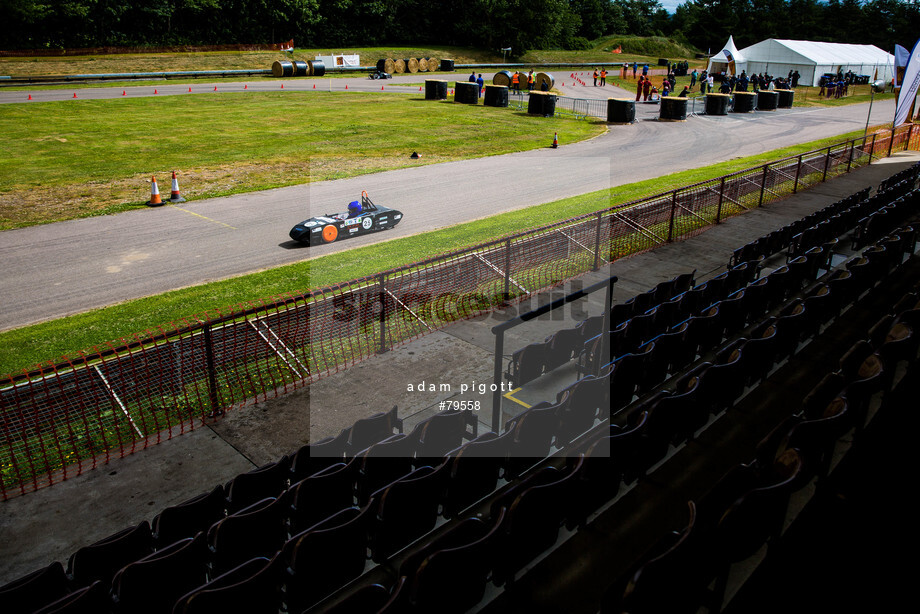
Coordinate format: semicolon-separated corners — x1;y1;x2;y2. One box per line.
706;36;744;77
708;38;895;87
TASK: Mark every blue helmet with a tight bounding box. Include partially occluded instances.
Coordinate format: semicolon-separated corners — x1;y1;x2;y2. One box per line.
348;201;362;215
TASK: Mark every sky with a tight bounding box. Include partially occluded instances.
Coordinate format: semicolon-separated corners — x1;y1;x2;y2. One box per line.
659;0;686;12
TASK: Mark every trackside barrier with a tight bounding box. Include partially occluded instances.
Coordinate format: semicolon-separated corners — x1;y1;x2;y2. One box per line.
0;125;914;499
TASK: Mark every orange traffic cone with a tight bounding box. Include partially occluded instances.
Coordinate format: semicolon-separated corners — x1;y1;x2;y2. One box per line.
122;90;126;96
154;89;158;94
73;92;77;98
146;176;163;206
188;87;192;92
244;84;248;89
214;86;218;91
345;84;348;90
27;94;31;100
381;85;385;90
552;133;558;148
169;170;186;203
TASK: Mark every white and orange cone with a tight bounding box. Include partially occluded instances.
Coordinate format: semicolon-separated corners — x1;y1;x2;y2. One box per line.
146;176;163;206
169;170;186;203
552;132;559;148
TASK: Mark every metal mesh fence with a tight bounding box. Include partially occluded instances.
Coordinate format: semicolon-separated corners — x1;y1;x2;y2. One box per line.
0;126;912;499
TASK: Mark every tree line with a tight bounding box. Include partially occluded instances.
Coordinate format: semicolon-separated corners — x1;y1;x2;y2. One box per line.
2;0;919;57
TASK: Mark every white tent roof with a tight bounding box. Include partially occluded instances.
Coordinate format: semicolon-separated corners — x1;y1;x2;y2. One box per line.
739;39;892;67
710;36;745;64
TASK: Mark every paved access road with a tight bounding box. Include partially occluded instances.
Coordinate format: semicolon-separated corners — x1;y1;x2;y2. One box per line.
0;73;895;331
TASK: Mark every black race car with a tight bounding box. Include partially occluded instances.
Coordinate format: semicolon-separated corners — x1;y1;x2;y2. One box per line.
289;191;403;245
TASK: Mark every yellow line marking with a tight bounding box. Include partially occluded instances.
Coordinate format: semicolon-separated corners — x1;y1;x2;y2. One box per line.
167;204;237;229
503;387;532;409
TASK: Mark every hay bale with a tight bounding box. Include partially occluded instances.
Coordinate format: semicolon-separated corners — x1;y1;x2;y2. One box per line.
405;58;419;73
427;58;439;72
493;70;513;87
418;58;429;72
536;72;555;91
271;60;293;78
394;59;406;73
384;58;396;74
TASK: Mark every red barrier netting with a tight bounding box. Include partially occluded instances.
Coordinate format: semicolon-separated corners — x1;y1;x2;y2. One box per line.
0;129;908;499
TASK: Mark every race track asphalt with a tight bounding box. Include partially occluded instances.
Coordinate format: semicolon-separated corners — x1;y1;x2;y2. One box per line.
0;72;896;331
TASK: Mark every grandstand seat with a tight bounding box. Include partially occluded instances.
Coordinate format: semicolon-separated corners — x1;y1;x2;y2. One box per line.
414;410;471;460
282;503;373;612
172;556;283;614
801;283;834;339
718;289;748;337
826;268;856;315
402;510;506;613
504;402;560;478
491;456;585;585
568;434;622;525
347;405;403;456
837;340;887;432
703;339;748;415
289;458;359;533
648;321;691;376
762;265;792;311
0;561;72;614
577;331;610;377
610;301;634;329
111;532;209;614
506;340;549;387
152;485;226;548
555;375;606;445
31;580;110;614
742;318;780;386
648;369;710;447
318;581;396;614
543;325;583;372
443;430;513;517
686;304;723;355
604;502;706;614
774;299;808;358
576;314;607;343
289;427;349;483
207;494;290;576
740;276;769;322
636;340;670;394
224;455;290;514
355;433;418;507
624;288;658;316
67;520;153;588
370;461;451;562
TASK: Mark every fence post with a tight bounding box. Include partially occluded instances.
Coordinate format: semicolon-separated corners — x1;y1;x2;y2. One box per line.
870;133;878;162
758;164;768;207
667;190;677;241
887;125;895;158
203;324;221;418
592;212;603;270
822;145;832;182
793;154;803;193
378;274;388;354
716;177;726;224
503;238;512;302
847;138;856;172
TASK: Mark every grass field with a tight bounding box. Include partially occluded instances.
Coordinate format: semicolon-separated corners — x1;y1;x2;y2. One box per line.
0;91;605;229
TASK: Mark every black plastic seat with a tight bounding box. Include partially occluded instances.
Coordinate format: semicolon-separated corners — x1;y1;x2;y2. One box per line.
0;561;72;614
443;430;513;517
289;457;359;534
543;326;583;372
111;532;209;614
32;581;110;614
355;433;418;507
225;456;290;514
153;485;226;548
173;556;283;614
289;427;350;483
347;405;404;456
67;520;153;589
207;494;290;576
506;341;549;387
282;503;374;612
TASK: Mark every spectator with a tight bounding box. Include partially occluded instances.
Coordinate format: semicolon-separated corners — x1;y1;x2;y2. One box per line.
469;70;476;83
476;73;484;97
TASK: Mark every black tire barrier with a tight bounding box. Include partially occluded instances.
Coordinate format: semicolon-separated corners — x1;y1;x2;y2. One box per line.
493;70;513;87
271;60;293;78
440;59;455;72
659;96;688;121
776;89;795;108
309;60;325;77
292;61;309;77
484;84;509;107
732;91;756;113
607;98;636;124
758;90;779;111
706;93;731;115
454;81;479;104
528;91;556;117
425;79;448;100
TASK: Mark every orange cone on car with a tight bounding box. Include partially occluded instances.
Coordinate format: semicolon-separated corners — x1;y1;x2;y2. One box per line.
146;176;163;206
